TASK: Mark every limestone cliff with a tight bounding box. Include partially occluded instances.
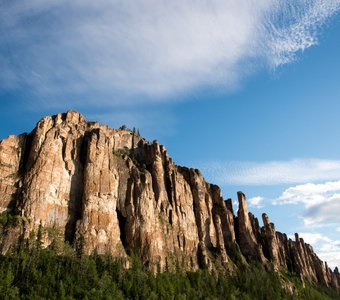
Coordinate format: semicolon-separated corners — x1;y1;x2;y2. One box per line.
0;110;339;288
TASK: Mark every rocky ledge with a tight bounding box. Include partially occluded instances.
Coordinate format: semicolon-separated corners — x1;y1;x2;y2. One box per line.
0;110;339;288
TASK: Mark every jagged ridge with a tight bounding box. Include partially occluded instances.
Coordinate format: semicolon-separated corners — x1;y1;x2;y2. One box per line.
0;110;339;289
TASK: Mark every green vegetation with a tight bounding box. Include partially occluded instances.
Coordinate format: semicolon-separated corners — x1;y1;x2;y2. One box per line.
119;125;128;131
0;212;26;239
0;246;339;300
113;146;147;173
113;125;146;173
0;213;339;299
0;212;26;228
118;125;140;136
112;146;132;157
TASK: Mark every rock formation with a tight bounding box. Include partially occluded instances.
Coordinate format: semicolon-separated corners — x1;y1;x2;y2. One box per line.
0;110;339;287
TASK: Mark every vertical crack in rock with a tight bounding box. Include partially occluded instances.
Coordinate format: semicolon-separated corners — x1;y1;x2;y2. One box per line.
64;136;85;244
116;208;127;251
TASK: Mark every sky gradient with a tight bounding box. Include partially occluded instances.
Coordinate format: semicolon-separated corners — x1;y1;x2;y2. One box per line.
1;1;340;268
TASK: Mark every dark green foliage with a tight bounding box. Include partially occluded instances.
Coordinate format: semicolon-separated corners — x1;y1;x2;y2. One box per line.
36;223;43;250
118;125;140;135
119;125;128;131
0;212;26;248
0;212;26;229
112;146;132;157
0;246;339;300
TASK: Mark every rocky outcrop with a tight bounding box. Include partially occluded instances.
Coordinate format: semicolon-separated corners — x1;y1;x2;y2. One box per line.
0;134;27;213
262;213;285;271
0;110;339;287
236;192;267;265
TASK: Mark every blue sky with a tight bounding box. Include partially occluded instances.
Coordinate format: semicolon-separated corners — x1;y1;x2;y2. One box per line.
1;0;340;268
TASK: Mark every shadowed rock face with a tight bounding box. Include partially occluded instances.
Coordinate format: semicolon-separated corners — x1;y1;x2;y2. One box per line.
0;110;339;287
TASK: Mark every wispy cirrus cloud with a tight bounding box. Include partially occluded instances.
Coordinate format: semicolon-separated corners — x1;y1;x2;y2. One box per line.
201;159;340;185
0;1;339;106
265;0;340;66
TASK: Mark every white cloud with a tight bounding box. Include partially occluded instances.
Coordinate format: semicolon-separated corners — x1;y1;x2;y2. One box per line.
0;1;339;105
248;196;264;208
304;195;340;226
250;182;340;269
273;180;340;227
320;240;340;252
275;181;340;207
201;159;340;185
298;232;331;245
318;252;340;270
265;0;340;66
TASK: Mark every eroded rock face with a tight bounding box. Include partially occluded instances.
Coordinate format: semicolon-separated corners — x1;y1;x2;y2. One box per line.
0;110;339;287
237;192;267;265
262;213;285;271
0;134;27;213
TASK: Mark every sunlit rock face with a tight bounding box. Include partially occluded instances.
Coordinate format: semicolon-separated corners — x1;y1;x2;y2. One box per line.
0;110;339;287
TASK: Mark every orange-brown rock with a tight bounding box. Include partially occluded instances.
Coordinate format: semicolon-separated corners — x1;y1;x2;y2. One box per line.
0;134;27;213
262;213;285;270
0;110;339;288
236;192;267;264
